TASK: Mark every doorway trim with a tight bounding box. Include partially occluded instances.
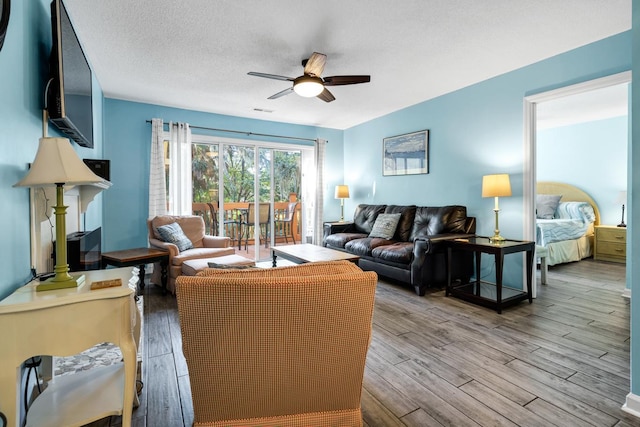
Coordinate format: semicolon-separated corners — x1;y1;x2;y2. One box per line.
522;70;630;297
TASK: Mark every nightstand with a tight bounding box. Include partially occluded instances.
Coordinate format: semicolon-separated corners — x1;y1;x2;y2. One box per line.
594;225;626;263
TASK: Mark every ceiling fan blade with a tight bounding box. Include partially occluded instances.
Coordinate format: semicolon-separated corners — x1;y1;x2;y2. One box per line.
317;88;335;103
323;75;371;86
303;52;327;77
248;72;294;81
268;87;294;99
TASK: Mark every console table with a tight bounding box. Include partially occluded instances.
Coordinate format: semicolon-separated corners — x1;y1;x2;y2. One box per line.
0;268;139;427
445;237;534;314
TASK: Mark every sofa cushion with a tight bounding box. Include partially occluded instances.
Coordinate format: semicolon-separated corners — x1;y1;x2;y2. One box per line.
371;242;414;264
384;205;417;241
409;206;468;240
156;222;194;252
369;213;401;239
353;204;387;234
324;232;368;249
345;237;395;257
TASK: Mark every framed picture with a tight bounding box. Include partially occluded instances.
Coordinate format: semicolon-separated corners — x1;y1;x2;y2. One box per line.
383;129;429;176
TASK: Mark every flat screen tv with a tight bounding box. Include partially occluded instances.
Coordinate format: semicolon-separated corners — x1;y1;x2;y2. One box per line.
47;0;94;148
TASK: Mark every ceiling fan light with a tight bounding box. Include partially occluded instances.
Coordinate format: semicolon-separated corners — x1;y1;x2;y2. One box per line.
293;76;324;97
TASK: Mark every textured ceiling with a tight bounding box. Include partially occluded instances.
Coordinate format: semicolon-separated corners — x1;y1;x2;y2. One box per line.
62;0;631;130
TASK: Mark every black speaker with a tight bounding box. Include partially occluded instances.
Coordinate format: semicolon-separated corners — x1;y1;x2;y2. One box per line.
83;159;110;181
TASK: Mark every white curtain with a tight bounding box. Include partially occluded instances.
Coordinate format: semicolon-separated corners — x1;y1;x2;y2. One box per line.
168;122;193;215
148;118;167;219
313;138;326;244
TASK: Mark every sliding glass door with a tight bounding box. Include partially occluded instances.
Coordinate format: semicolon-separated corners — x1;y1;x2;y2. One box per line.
191;136;311;263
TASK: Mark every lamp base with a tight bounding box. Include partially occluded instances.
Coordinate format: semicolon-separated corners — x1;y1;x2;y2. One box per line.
489;234;506;244
617;222;627;228
36;274;86;292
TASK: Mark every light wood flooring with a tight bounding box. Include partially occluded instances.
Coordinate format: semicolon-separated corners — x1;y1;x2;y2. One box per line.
92;258;633;427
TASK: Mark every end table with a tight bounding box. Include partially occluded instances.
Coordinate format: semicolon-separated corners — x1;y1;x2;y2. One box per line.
446;236;534;314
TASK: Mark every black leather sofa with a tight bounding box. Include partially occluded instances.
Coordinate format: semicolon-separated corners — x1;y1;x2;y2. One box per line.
323;204;476;296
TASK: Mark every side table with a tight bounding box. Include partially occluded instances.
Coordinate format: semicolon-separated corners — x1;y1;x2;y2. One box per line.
594;225;626;263
0;267;139;427
102;247;169;294
446;237;535;314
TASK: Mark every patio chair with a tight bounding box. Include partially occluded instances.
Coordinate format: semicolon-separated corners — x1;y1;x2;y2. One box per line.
240;202;270;250
192;202;218;235
274;201;299;245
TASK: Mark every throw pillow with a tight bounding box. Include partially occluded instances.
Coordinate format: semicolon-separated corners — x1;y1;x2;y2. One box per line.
369;213;401;240
536;194;562;219
207;262;257;270
156;222;193;252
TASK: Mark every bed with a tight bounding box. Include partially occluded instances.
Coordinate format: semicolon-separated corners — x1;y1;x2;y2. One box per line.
536;182;600;266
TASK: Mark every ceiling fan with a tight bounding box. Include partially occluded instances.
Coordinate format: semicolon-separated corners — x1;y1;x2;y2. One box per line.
248;52;370;102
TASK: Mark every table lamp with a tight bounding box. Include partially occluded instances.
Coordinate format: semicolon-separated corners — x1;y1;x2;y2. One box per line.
14;137;110;291
335;185;350;222
617;191;627;227
482;174;512;243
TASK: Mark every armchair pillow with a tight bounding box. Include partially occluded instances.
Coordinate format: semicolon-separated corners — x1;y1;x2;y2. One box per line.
369;213;401;240
156;222;194;252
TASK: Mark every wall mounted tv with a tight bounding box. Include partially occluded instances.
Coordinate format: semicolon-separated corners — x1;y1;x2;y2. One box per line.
47;0;94;148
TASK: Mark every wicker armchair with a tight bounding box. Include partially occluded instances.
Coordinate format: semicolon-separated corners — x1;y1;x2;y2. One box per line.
175;261;377;426
148;215;234;294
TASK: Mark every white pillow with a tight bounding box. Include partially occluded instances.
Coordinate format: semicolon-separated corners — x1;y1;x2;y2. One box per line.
369;213;401;240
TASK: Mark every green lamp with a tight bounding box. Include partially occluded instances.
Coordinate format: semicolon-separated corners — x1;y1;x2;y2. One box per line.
14;137;110;291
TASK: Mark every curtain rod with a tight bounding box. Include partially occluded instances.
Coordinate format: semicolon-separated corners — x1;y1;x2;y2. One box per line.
145;119;318;143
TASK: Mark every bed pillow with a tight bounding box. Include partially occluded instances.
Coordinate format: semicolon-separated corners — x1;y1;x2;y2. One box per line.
556;201;596;223
369;213;401;240
536;194;562;219
156;222;193;252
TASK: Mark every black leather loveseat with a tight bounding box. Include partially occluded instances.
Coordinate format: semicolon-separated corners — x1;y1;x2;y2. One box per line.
323;204;476;296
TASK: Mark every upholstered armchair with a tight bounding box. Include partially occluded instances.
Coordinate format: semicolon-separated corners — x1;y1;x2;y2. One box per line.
147;215;234;294
175;260;378;426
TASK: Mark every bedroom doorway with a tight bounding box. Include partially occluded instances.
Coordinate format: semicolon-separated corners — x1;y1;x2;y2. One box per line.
523;71;630;298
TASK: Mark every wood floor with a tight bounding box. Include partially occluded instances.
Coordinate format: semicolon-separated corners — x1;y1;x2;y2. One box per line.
95;258;633;427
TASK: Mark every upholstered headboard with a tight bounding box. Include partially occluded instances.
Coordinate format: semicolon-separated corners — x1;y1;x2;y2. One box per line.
537;181;600;226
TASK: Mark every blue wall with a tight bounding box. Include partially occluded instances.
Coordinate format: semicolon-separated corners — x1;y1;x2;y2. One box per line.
341;32;631;286
0;0;105;298
343;32;631;240
102;99;344;252
538;116;628;225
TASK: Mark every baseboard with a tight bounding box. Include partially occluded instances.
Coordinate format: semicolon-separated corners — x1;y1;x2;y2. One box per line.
622;392;640;419
622;288;631;299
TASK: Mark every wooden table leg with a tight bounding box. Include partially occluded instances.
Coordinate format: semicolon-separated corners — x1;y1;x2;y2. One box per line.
495;253;504;314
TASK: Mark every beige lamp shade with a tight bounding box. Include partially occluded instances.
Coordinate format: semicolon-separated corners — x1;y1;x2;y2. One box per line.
482;174;512;198
13;137;111;291
335;185;350;199
14;137;108;188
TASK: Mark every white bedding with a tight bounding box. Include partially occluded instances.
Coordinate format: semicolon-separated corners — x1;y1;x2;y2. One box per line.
536;219;590;246
536;201;596;266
